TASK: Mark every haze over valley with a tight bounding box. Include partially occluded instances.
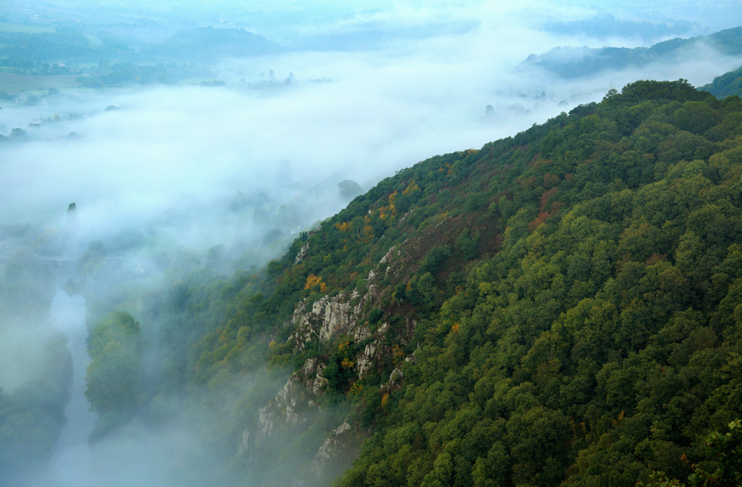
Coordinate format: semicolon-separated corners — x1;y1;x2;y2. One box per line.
2;1;742;486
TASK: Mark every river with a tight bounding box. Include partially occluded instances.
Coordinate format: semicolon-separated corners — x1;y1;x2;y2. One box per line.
49;289;93;487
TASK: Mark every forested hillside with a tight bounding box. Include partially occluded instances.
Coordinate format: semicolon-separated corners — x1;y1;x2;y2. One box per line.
85;80;742;486
703;65;742;99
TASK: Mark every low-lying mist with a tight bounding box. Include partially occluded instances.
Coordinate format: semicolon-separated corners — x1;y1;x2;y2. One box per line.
3;37;739;248
1;1;741;485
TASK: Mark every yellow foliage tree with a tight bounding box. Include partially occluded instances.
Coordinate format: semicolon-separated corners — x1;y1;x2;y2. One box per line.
304;274;327;292
379;191;398;223
402;180;420;195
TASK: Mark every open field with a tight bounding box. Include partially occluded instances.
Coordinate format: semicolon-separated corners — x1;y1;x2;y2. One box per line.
0;22;55;33
0;73;78;93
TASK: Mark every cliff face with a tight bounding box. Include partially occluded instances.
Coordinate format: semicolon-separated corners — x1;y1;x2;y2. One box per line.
288;245;419;390
242;251;419;483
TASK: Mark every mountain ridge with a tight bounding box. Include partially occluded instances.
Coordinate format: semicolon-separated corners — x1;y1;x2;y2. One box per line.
522;26;742;79
79;79;742;486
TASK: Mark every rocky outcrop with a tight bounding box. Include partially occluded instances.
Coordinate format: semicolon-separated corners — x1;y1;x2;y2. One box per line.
294;242;310;264
288;269;382;350
239;372;358;484
240;243;421;482
301;358;328;395
311;420;355;476
240;377;310;457
379;244;397;264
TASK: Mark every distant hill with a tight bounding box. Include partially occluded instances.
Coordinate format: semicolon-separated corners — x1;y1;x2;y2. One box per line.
0;25;284;68
144;27;286;62
702;64;742;98
523;26;742;78
0;30;125;62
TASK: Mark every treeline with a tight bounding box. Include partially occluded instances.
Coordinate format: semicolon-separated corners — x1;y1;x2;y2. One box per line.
84;80;742;486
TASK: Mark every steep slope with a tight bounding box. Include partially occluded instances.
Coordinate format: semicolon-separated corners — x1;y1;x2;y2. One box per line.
86;80;742;486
